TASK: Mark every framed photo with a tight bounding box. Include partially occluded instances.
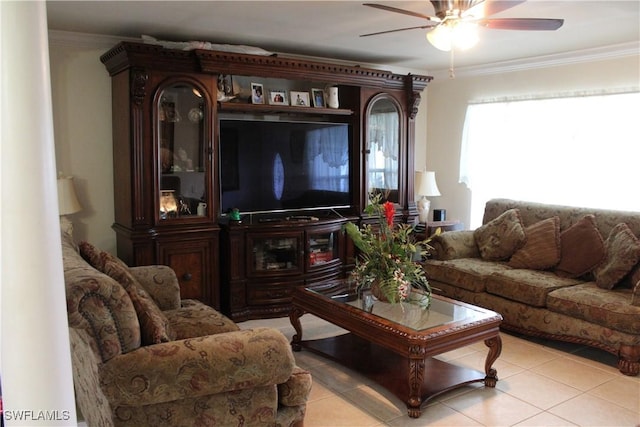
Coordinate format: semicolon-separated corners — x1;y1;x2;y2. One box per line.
311;88;325;108
250;83;265;104
290;91;310;107
269;90;288;105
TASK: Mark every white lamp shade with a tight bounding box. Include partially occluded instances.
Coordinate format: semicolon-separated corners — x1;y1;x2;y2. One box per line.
57;176;82;215
416;170;441;197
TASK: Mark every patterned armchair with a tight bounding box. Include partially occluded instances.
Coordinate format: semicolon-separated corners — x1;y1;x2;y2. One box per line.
62;232;311;426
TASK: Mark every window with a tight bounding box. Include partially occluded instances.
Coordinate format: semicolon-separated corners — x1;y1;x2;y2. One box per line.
460;92;640;228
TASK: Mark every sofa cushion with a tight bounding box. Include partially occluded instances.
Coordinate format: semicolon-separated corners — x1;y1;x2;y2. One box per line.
547;283;640;334
485;269;585;307
593;223;640;289
508;217;561;270
423;258;512;293
164;299;239;340
554;215;605;278
474;209;526;261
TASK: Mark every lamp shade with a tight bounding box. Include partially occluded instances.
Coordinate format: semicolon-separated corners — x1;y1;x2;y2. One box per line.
416;170;441;197
427;21;479;51
57;176;82;215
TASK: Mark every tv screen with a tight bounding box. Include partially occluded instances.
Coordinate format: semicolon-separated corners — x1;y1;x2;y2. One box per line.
220;118;351;215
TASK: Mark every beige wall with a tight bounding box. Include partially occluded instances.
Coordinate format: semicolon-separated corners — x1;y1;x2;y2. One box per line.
49;34;638;251
50;39;116;251
426;55;640;228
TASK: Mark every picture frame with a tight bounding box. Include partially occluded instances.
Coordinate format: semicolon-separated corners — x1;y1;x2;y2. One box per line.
311;88;325;108
269;90;288;105
250;82;265;104
290;91;310;107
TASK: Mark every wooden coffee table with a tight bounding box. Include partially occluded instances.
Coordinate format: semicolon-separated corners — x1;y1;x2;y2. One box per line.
290;280;503;418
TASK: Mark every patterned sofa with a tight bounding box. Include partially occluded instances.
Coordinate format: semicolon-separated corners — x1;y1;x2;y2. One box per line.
62;231;312;426
423;199;640;376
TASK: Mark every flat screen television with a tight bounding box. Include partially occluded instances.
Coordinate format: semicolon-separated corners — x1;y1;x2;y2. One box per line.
220;118;352;215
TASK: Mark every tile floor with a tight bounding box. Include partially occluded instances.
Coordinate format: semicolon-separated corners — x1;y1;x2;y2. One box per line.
239;315;640;427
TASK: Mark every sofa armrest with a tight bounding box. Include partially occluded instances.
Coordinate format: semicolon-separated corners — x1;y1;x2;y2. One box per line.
430;230;480;260
99;327;295;406
129;265;181;310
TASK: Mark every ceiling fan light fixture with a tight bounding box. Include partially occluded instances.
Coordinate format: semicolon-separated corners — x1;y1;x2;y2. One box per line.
427;20;479;51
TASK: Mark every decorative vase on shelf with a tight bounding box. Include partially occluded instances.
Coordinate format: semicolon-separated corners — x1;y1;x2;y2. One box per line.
326;86;339;109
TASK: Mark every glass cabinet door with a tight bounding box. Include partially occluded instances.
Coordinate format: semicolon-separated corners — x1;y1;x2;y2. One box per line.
365;95;401;203
248;233;304;276
308;230;340;269
157;82;207;220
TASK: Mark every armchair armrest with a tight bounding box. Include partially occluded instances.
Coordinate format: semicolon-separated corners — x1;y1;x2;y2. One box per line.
430;230;480;260
129;265;181;310
278;366;312;407
99;327;295;406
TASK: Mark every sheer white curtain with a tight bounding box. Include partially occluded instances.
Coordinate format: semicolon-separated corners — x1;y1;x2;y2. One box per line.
460;92;640;228
368;112;399;191
305;126;349;191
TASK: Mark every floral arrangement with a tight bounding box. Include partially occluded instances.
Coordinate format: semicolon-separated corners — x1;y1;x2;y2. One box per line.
345;194;433;305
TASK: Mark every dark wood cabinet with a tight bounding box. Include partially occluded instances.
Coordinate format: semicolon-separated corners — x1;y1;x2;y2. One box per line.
101;42;431;315
221;216;352;321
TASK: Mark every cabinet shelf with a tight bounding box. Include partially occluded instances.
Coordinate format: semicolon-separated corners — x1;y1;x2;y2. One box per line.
218;101;353;116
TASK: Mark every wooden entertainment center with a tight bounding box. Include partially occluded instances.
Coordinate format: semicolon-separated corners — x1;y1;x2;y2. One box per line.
101;41;432;320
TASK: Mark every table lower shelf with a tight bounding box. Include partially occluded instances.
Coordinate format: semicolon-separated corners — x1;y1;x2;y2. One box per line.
298;332;492;414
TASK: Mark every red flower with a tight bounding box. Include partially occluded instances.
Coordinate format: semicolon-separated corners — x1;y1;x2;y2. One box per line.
383;202;395;227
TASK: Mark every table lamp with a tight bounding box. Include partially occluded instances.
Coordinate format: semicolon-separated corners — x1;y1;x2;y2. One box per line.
57;175;83;235
415;170;441;224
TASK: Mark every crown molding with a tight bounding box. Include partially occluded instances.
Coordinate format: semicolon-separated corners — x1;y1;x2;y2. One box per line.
49;30;638;81
48;30;139;49
48;30;426;75
429;41;640;80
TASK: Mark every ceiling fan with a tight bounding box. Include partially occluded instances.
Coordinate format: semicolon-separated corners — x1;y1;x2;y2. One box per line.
361;1;564;51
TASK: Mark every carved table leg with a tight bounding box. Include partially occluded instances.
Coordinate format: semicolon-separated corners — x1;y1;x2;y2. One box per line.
407;356;426;418
483;335;502;387
289;306;305;351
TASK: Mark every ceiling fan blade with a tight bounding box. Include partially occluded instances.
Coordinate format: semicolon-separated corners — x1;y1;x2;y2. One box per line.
462;0;526;19
363;3;440;22
476;18;564;31
360;24;437;37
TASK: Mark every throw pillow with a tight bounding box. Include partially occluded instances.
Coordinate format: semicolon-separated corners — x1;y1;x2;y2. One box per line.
554;215;605;278
508;216;561;270
79;241;174;345
103;259;175;345
474;209;526;261
79;241;128;271
78;241;102;268
593;223;640;289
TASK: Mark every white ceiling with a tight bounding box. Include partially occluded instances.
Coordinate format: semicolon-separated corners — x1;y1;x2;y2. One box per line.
47;1;640;76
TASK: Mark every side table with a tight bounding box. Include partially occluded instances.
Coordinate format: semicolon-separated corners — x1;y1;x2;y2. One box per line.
415;220;463;240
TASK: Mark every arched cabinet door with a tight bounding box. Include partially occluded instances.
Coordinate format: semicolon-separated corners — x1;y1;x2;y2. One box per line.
364;94;403;205
155;80;210;222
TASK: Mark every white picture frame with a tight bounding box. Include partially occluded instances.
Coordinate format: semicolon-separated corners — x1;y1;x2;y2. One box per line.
311;88;325;108
290;91;310;107
269;90;288;105
251;82;265;104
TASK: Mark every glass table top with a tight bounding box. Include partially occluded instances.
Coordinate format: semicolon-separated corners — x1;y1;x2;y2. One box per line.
306;286;490;332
